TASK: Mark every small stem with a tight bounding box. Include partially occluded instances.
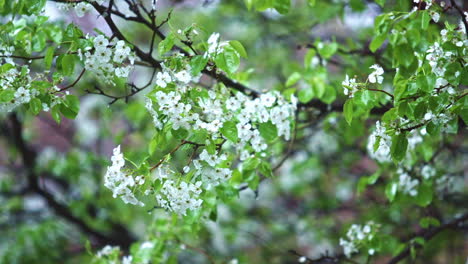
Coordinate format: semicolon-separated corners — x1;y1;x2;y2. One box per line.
149;141;186;172
54;68;86;93
367;88;394;100
455;91;468;101
183;243;216;264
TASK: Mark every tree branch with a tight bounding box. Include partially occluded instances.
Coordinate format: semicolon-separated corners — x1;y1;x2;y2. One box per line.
7;114;137;249
387;212;468;264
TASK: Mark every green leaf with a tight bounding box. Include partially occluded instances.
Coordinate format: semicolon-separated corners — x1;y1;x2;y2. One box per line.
370;34;386;52
321;85;337;104
220;121;238;143
244;0;253;9
158;33;175;55
29;98;42;114
426;121;440;136
243;158;261;171
357;177;369;195
421;11;430;30
229;40;247;58
44;46;54;70
32;30;46;52
298;87;314;103
357;170;381;194
0;90;15;102
398;101;413;119
317;42;338;59
414;184;433;207
414;101;427;120
375;0;385;7
413;237;425;246
61;54;75;76
148;134;159;155
45;26;63;43
247;171;259;190
229;169;243;185
350;0;365;11
258;121;278;142
209;206;217;221
385;182;398;202
419;217;440;228
394;44;414;68
51;105;61;124
343;99;353;125
60;94;80;119
171;128;188;140
215;47;240;74
391;133;408;162
190;55;208;75
410;245;417;260
0;63;15;73
416;74;436;93
286;72;301;87
274;0;290;14
223;46;240;74
259;161;273;178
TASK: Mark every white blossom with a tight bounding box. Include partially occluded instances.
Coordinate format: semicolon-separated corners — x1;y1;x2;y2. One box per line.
367;121;392;163
421;165;436;179
74;2;92;17
342;75;358;98
368;64;384;84
97;245;119;258
104;146;144;206
174;70;192;84
156;180;203;215
83;35;134;84
340;222;378;257
397;168;419;196
429;11;440;23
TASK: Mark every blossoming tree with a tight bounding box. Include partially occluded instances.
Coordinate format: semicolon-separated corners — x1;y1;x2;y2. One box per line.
0;0;467;263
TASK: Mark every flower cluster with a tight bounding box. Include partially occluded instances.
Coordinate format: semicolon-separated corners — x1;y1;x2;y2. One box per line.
155;63;198;89
425;25;467;95
366;121;392;163
435;174;457;195
343;64;384;98
396;167;419;196
104;145;145;206
156;180;203;215
143;85;295;212
0;44;14;64
56;0;105;17
421;165;436;180
228;91;296;154
96;245;119;258
367;121;424;163
96;245;133;264
81;35;135;84
106;35;295;216
368;64;384;84
0;65;38;113
342;74;358;98
339;222;379;257
94;241;155;264
204;32;228;59
426;42;454;80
